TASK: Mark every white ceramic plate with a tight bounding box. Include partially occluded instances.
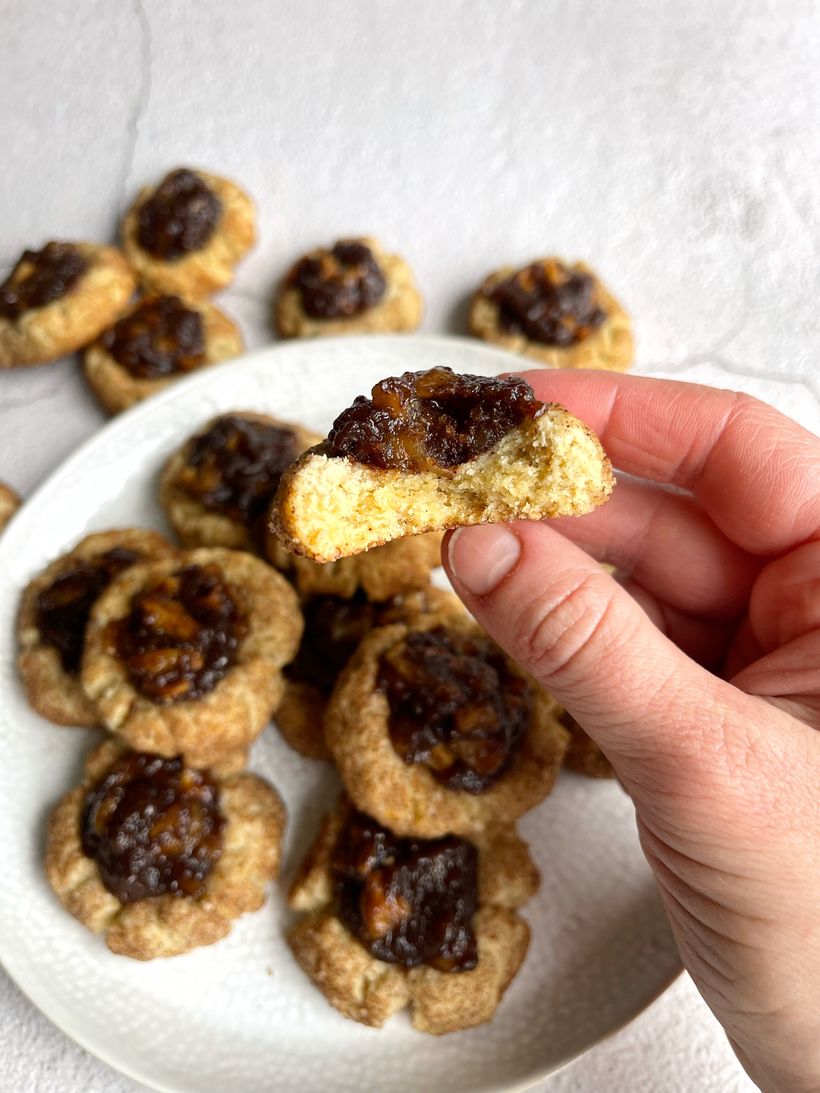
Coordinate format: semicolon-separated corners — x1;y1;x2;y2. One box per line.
0;336;680;1093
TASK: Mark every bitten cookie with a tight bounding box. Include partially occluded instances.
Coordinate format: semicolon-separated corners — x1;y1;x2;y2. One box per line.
277;586;464;760
160;412;320;553
81;548;302;774
0;242;136;367
84;294;243;414
0;482;21;533
469;258;633;371
122;168;255;299
275;237;422;337
288;798;537;1033
46;739;285;959
325;611;569;836
271;366;614;562
17;528;176;727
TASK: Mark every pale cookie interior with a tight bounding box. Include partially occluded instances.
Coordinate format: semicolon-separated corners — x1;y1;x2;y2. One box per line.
273;404;614;562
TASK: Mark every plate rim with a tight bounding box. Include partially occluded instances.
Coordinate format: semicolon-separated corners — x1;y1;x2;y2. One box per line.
0;334;682;1093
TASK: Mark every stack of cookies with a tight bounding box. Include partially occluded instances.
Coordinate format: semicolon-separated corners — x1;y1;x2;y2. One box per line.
17;363;616;1033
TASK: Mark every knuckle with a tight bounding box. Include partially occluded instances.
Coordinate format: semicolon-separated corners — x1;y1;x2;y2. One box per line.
515;571;625;681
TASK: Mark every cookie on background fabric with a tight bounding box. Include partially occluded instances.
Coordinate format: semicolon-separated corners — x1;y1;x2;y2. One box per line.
325;611;569;836
122;168;255;299
0;242;136;368
469;257;633;371
80;547;301;775
0;482;21;533
276;586;464;760
45;739;285;960
275;237;422;338
288;797;537;1032
84;294;243;414
17;529;176;727
271;366;614;562
161;412;320;553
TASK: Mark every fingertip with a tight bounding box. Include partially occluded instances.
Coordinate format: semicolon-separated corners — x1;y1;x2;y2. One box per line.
446;523;522;598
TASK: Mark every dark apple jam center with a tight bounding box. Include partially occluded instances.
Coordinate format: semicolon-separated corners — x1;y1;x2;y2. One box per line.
136;169;221;261
327;366;544;472
379;626;531;794
487;259;606;346
81;752;224;903
333;809;478;971
284;592;377;693
178;415;301;528
0;243;87;320
36;547;141;674
110;563;247;703
288;240;386;319
102;294;205;378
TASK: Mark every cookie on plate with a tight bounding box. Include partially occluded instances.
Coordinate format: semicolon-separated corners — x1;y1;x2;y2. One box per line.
122;168;255;299
161;412;320;553
17;529;176;727
277;586;463;760
46;740;285;959
0;482;21;533
288;797;537;1032
469;257;633;371
325;611;569;836
269;532;442;602
80;547;301;774
84;294;244;414
275;238;422;338
0;242;136;367
271;366;614;562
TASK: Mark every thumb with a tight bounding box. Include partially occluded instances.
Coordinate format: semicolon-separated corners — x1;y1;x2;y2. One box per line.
443;521;795;820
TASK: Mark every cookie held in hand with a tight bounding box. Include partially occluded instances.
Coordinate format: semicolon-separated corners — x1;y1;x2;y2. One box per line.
46;740;285;959
288;797;537;1032
270;366;614;562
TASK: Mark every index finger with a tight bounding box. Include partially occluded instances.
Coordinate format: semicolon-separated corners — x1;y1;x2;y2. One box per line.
516;370;820;554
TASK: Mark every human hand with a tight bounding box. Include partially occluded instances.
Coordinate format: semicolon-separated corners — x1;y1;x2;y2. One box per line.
444;372;820;1093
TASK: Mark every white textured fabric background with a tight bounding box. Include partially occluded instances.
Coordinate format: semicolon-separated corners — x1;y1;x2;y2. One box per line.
1;1;817;1090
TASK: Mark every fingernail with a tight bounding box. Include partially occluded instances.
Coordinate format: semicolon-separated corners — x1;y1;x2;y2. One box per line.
448;525;521;597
